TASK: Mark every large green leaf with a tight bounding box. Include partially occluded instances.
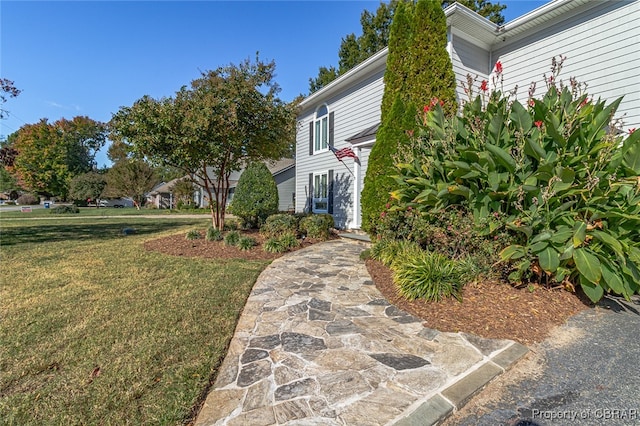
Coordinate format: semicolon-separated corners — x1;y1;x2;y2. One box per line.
573;247;601;284
573;221;587;248
524;135;545;161
500;245;526;261
538;247;560;273
486;143;516;173
510;101;532;132
622;130;640;173
591;230;624;258
580;275;604;303
600;260;625;295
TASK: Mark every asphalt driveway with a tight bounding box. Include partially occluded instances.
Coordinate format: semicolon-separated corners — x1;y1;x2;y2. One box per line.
443;295;640;426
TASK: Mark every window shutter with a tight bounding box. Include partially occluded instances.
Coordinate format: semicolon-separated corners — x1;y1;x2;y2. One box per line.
307;173;313;213
328;169;334;215
328;112;335;147
309;122;314;156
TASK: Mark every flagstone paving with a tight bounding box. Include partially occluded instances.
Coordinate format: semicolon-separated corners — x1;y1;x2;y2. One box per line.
195;239;528;426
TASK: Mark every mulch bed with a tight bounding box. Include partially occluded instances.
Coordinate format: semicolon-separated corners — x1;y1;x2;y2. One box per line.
367;259;592;345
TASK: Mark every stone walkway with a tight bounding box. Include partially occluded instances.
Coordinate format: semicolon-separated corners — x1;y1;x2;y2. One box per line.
195;239;528;426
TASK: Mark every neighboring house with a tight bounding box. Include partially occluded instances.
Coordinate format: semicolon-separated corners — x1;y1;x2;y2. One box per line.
146;179;181;209
295;0;640;230
195;158;296;212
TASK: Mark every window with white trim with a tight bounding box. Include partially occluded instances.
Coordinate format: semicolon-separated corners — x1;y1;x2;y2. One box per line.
314;105;329;153
312;171;328;213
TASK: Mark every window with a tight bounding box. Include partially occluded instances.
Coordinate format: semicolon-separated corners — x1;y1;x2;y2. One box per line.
314;105;329;153
312;171;328;212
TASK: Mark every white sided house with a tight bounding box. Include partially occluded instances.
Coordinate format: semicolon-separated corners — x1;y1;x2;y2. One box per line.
295;0;639;229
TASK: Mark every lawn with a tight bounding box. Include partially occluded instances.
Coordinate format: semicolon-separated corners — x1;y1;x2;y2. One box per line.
0;217;268;425
0;205;211;219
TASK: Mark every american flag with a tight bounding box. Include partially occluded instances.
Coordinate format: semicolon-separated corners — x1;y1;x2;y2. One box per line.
329;145;360;164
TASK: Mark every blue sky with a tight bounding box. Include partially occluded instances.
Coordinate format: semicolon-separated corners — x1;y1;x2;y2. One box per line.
1;0;546;167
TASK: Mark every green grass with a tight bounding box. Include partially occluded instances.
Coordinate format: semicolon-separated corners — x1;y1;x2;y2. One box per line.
0;217;268;425
0;206;211;219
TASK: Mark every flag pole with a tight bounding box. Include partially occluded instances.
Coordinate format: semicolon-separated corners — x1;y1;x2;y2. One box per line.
338;159;356;178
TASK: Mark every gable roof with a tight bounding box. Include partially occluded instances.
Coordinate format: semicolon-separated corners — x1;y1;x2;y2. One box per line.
346;123;380;145
265;158;295;176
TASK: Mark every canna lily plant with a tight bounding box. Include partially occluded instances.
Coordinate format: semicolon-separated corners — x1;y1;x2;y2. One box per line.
392;57;640;302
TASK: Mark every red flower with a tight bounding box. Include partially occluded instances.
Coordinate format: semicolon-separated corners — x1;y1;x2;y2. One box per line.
535;121;543;128
407;206;412;211
630;128;637;134
495;61;503;73
380;211;386;218
580;98;590;107
385;203;390;209
430;97;439;107
529;99;535;107
423;105;430;113
439;100;445;107
480;80;488;92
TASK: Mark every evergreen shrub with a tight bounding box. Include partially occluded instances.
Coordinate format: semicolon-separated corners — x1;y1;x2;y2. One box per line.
260;214;299;238
299;214;334;240
229;162;279;229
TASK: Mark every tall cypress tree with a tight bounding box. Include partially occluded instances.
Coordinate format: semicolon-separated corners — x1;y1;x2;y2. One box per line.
408;0;457;116
361;1;414;234
361;0;458;234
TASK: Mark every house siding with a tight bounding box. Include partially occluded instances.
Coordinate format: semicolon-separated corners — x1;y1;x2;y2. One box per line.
295;68;385;228
274;167;295;212
295;0;639;230
493;0;640;130
451;34;491;104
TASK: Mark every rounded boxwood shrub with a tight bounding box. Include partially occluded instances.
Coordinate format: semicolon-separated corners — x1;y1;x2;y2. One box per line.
260;214;299;238
229;162;279;229
299;214;334;240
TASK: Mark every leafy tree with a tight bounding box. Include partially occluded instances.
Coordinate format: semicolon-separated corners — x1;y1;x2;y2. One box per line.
109;56;297;229
69;172;107;206
1;78;21;119
309;0;505;93
442;0;506;25
0;166;20;194
172;178;195;207
56;116;107;174
229;162;279;229
104;159;158;209
10;117;106;198
361;0;457;234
